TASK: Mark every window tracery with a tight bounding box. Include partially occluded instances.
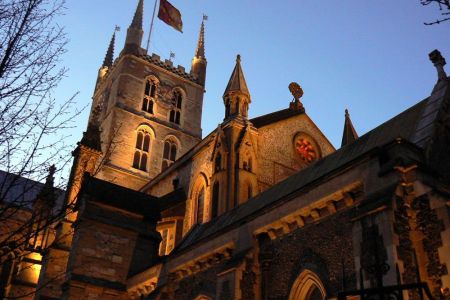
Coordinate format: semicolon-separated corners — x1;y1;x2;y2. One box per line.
293;133;320;163
133;128;151;171
142;78;157;114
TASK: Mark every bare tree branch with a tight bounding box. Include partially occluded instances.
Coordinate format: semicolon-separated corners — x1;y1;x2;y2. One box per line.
421;0;450;24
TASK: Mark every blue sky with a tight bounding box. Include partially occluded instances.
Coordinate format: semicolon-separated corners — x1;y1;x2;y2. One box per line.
56;0;450;149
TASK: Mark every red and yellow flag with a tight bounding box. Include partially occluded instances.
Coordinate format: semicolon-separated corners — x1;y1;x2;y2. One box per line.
158;0;183;33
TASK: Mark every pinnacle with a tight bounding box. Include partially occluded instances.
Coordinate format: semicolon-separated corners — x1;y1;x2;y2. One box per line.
341;108;358;147
195;21;206;58
131;0;144;30
223;54;250;98
102;31;116;68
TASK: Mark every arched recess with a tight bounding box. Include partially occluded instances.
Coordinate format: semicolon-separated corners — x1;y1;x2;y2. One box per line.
288;270;326;300
189;172;209;225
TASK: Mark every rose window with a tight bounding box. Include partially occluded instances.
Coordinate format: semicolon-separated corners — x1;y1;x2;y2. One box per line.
295;138;317;163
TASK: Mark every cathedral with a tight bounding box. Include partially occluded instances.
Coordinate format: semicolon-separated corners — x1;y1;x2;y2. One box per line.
1;1;450;299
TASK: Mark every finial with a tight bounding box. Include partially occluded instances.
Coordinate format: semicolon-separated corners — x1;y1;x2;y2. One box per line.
237;54;241;63
288;82;304;110
429;49;447;81
345;108;349;116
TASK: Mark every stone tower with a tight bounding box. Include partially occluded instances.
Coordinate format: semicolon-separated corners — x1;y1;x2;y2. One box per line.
91;0;207;190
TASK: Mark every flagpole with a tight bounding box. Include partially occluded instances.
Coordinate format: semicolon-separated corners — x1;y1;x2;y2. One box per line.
146;0;158;52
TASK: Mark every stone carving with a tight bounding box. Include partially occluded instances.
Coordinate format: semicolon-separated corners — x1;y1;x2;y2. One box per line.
413;194;448;298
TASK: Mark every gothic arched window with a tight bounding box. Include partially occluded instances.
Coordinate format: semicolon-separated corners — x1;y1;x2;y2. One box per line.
169;89;182;124
162;139;177;171
142;78;157;114
196;187;205;224
211;182;220;218
133;129;151;171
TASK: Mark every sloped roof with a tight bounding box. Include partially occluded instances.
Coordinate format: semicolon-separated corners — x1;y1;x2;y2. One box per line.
0;170;65;211
223;55;250;97
250;107;305;128
173;97;430;254
80;175;160;220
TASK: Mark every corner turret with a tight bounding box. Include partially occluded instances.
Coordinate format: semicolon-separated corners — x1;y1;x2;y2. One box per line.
223;55;251;120
191;19;207;86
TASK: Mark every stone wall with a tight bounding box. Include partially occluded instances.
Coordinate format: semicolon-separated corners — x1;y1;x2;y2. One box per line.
260;210;356;299
256;114;335;190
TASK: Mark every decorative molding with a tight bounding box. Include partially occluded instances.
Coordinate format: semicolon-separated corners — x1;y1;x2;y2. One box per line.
169;243;235;281
254;182;363;240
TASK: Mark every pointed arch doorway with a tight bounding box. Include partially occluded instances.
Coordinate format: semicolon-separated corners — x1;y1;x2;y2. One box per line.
289;270;326;300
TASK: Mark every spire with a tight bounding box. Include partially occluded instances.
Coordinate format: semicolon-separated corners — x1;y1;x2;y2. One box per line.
131;0;144;30
195;21;205;59
123;0;144;55
102;31;116;68
341;109;358;147
223;55;250;98
191;17;208;86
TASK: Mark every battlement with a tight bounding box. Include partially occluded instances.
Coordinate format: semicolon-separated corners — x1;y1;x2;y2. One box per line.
139;53;199;84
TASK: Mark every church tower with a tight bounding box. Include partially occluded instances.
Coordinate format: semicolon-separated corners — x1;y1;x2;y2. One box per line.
90;1;207;190
211;55;258;215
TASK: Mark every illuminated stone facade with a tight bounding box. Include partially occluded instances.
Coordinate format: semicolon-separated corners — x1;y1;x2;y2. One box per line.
1;1;450;300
